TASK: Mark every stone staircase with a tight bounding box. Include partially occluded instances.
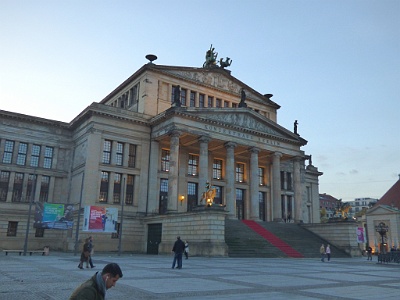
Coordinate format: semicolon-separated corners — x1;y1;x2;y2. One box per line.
225;219;350;258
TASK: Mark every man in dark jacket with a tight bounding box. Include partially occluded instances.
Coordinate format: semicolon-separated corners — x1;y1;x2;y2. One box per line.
172;236;185;269
69;263;123;300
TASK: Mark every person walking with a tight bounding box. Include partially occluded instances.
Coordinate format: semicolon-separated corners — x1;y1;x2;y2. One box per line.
87;236;96;268
326;244;331;262
69;263;123;300
320;244;326;262
184;240;189;259
367;246;373;260
78;238;91;269
171;236;185;269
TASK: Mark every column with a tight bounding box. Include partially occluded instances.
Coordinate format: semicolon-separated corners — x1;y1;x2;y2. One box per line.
147;140;159;213
272;152;282;221
225;142;236;218
293;157;302;223
6;171;15;202
108;172;115;203
168;131;180;212
198;136;210;204
249;147;260;220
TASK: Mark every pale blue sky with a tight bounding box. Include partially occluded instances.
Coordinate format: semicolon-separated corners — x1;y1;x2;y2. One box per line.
1;0;399;201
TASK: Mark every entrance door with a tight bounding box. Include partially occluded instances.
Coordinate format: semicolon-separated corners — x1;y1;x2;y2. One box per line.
236;188;245;220
159;179;168;215
147;223;162;254
187;182;198;211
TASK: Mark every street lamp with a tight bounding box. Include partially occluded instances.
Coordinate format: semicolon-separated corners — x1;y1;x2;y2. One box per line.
375;222;389;254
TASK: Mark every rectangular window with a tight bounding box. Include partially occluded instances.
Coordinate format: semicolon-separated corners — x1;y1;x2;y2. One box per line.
208;96;213;107
235;163;245;182
26;174;37;201
35;228;44;237
161;149;170;172
188;154;199;176
12;172;24;202
287;172;292;190
258;167;265;186
213;186;223;204
99;171;109;202
102;140;112;164
2;140;14;164
116;142;124;166
113;173;122;204
199;93;205;108
39;176;50;202
129;84;139;108
30;144;41;167
232;103;237;108
16;143;28;165
212;159;223;180
180;88;187;106
7;221;18;236
0;171;10;202
128;144;136;168
280;171;285;190
190;91;195;107
43;146;53;169
125;175;134;205
171;85;178;104
224;101;229;107
216;98;221;108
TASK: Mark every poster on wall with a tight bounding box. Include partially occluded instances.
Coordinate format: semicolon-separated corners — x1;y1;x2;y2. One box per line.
34;203;74;229
356;227;365;243
83;206;118;232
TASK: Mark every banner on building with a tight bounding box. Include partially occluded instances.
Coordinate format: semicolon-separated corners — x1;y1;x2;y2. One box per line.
34;203;74;230
83;206;118;233
356;227;365;243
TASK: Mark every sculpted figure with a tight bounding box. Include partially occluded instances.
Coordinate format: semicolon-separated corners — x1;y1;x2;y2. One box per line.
220;57;232;68
238;88;247;108
203;44;218;68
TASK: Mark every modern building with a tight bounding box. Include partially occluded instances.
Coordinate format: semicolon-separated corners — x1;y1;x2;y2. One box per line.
319;193;340;219
0;50;323;255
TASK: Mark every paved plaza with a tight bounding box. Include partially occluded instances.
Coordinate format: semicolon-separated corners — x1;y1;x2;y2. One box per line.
0;252;399;299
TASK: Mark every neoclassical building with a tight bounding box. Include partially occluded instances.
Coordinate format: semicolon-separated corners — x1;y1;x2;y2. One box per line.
0;51;322;255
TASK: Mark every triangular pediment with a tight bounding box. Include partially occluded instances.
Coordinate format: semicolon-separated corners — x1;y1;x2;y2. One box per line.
367;205;400;215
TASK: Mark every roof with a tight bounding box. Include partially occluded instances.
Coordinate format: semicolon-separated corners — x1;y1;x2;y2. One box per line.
375;179;400;208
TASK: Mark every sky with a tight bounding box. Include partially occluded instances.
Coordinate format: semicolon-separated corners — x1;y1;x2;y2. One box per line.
1;0;399;202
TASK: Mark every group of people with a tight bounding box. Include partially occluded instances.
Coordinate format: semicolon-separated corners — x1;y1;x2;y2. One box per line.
171;236;189;269
319;243;331;262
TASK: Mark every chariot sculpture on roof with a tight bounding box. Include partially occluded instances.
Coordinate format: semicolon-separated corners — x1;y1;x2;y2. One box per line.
203;44;232;69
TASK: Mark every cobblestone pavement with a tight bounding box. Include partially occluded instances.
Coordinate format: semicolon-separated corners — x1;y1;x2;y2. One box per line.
0;252;399;299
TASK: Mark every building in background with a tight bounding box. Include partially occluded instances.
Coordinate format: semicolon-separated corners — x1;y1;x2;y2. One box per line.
319;193;340;219
0;50;323;254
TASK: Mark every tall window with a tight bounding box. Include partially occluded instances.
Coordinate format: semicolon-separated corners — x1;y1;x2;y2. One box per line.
2;140;14;164
12;173;24;202
26;174;37;201
280;171;285;189
216;98;221;108
102;140;112;164
180;88;187;106
199;93;205;107
39;176;50;202
17;143;28;165
129;84;139;108
113;173;122;204
30;144;40;167
188;154;199;176
190;91;195;107
232;103;237;108
128;144;136;168
213;159;223;179
258;167;265;186
7;221;18;236
214;186;223;204
125;175;134;205
0;171;10;202
224;101;229;108
286;172;292;190
208;96;213;107
43;146;53;169
99;171;109;202
161;149;170;172
235;163;245;182
116;142;124;166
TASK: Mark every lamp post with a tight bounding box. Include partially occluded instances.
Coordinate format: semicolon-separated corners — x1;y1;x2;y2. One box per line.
375;222;389;254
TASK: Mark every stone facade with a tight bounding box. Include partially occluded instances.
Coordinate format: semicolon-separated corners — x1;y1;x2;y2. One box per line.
0;60;322;255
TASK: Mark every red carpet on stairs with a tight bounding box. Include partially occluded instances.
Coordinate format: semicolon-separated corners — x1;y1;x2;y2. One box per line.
242;220;304;258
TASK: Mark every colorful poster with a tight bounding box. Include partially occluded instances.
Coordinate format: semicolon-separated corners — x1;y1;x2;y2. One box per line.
83;206;118;232
356;227;365;243
34;203;74;229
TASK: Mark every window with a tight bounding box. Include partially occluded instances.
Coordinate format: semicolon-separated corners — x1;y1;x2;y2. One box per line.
161;149;170;172
286;172;292;190
280;171;285;189
12;173;24;202
26;174;37;201
232;103;237;108
0;171;10;202
180;88;187;106
224;101;229;107
43;146;53;169
216;98;221;108
213;186;223;204
188;154;199;176
208;96;213;107
30;144;40;167
235;163;245;182
7;221;18;236
213;159;222;179
39;176;50;202
99;171;109;202
258;167;265;186
125;175;134;205
102;140;112;164
113;173;122;204
116;142;124;166
35;228;44;237
190;91;195;107
199;93;205;107
128;84;139;108
17;143;28;165
128;144;136;168
2;140;14;164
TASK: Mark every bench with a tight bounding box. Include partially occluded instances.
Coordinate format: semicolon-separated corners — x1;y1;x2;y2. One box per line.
3;250;46;256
